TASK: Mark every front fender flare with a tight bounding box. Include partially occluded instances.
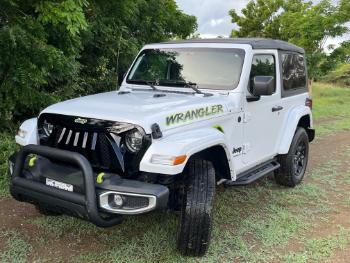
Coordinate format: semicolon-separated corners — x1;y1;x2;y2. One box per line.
277;106;313;154
15;118;38;146
140;128;234;176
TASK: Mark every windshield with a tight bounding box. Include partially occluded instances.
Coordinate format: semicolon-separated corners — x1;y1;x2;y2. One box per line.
126;48;245;90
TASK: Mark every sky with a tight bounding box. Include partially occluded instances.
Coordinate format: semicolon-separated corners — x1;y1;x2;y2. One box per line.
175;0;349;49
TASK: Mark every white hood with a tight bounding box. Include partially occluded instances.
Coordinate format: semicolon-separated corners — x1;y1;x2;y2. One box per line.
41;90;235;133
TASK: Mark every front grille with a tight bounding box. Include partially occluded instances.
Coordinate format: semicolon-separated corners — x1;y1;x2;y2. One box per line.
51;126;121;171
38;113;151;176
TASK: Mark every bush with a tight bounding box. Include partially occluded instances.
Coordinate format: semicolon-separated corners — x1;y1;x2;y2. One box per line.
0;132;18;198
320;63;350;87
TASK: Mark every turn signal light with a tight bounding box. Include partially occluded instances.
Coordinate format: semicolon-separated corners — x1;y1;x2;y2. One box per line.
173;155;187;165
151;154;187;166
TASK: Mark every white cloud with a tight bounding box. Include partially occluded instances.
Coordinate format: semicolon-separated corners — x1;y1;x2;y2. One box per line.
176;0;247;36
210;18;225;27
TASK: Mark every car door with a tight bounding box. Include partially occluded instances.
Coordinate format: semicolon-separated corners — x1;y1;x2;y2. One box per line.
242;51;284;169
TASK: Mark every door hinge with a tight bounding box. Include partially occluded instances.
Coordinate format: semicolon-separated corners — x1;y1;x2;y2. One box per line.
243;143;251;154
243;112;251;123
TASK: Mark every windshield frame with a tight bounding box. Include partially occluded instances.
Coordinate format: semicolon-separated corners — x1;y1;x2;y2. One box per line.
126;47;246;91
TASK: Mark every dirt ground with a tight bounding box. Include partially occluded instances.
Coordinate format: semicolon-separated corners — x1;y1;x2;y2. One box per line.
1;130;350;262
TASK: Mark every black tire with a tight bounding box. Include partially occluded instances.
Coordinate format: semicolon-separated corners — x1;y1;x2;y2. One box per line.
177;158;215;256
275;127;309;187
35;205;62;216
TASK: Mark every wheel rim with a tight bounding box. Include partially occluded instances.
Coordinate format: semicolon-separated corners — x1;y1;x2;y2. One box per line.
293;140;307;178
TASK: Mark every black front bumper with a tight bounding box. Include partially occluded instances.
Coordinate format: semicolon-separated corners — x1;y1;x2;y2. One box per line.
9;145;169;227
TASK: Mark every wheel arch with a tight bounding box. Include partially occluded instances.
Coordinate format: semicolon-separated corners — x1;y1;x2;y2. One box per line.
277;106;314;155
297;115;315;142
189;145;233;182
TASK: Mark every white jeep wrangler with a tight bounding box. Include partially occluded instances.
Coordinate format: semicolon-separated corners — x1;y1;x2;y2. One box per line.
9;38;314;256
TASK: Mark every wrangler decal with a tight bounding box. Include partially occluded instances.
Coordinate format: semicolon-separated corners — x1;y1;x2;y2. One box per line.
166;105;224;126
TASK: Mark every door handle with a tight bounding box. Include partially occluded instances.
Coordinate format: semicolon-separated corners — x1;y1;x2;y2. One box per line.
272;106;283;112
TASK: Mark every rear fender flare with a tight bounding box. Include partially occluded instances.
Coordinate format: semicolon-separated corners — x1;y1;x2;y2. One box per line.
277;106;313;154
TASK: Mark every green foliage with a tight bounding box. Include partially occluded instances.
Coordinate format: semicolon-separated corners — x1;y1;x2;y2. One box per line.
78;0;197;95
0;0;197;131
0;0;85;130
0;133;17;197
230;0;350;79
320;63;350;87
320;41;350;74
36;0;89;36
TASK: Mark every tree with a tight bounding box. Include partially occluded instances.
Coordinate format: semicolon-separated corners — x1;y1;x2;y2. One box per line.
0;0;86;130
230;0;350;79
0;0;197;130
79;0;197;96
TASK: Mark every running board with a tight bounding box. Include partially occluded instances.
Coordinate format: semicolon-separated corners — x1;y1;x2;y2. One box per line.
224;160;280;187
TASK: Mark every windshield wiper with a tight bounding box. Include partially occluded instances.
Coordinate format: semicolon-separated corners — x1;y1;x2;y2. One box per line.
185;81;204;95
145;80;159;91
160;80;213;97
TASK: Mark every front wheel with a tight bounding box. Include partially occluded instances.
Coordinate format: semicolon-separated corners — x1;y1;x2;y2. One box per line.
176;158;216;256
275;127;309;187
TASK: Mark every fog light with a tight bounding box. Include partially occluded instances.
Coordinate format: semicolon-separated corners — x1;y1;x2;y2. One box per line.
113;194;124;207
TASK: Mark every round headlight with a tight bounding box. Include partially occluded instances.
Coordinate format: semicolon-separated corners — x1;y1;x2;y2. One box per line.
43;120;54;137
125;129;144;153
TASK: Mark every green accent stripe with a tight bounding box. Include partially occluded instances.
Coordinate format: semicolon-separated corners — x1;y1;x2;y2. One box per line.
213;125;224;133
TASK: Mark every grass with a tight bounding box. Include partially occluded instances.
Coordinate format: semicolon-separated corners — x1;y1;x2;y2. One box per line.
0;229;32;263
0;83;349;262
25;160;346;263
283;226;350;263
311;82;350;136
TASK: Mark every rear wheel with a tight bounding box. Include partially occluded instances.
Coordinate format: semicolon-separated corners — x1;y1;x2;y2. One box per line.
275;127;309;187
176;158;215;256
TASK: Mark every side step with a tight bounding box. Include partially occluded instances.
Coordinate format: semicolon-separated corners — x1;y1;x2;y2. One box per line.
224;160;280;187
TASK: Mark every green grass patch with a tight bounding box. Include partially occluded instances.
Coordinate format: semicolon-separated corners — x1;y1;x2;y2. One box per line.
312;83;350;137
24;160;343;263
0;229;32;263
284;226;350;263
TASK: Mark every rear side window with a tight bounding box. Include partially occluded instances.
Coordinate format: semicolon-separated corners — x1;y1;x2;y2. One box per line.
249;54;276;94
281;53;307;94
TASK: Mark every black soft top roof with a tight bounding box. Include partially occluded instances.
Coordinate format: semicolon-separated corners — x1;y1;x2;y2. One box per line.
159;38;305;54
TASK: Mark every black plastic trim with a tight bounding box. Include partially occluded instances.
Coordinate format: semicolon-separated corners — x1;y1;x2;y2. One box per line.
307;128;315;142
151;123;163;139
11;145;122;227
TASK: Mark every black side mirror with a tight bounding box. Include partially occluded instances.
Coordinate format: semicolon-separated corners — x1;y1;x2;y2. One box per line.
252;76;275;96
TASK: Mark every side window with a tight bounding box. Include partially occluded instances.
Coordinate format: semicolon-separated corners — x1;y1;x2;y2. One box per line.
281;53;307;91
249;55;276;94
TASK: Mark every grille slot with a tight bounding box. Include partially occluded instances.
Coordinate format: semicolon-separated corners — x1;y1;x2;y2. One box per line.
51;126;122;172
